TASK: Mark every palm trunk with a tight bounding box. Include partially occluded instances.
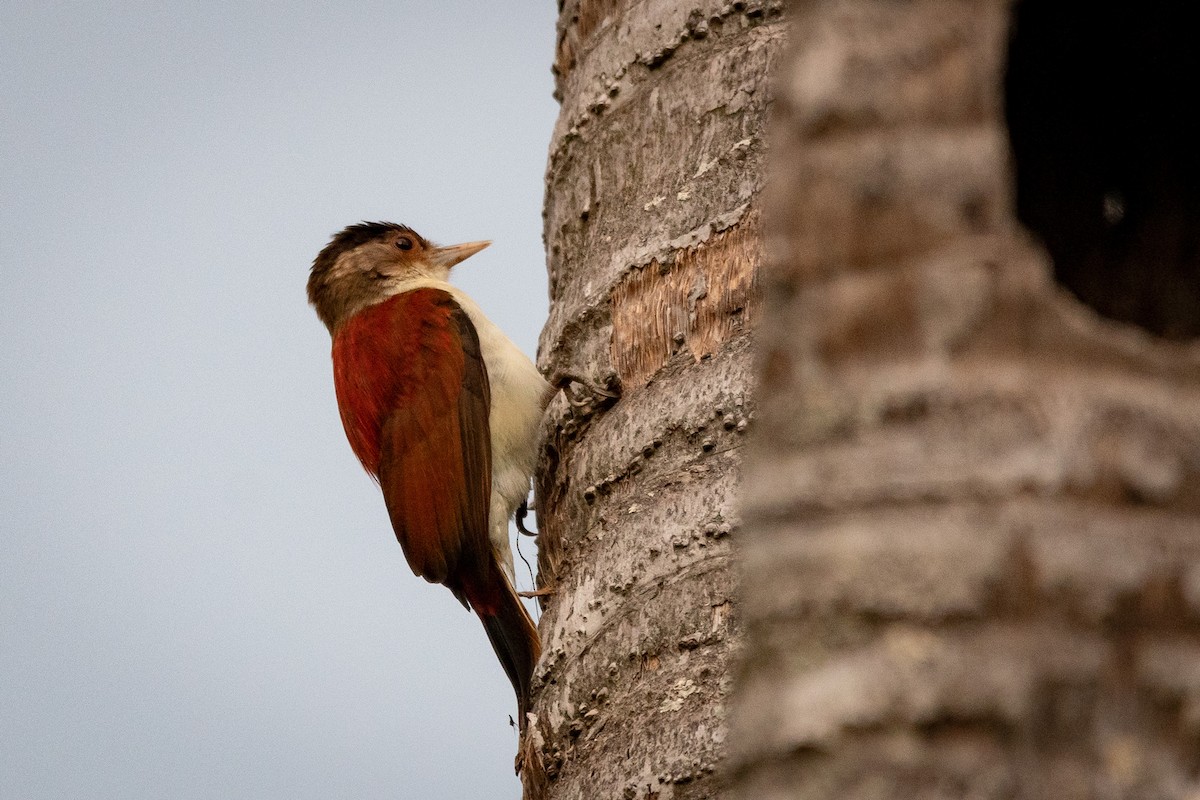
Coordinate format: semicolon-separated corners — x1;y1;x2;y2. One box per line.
527;2;788;798
732;1;1200;797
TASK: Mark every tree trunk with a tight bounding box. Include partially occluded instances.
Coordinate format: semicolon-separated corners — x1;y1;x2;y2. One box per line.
732;1;1200;798
526;2;787;798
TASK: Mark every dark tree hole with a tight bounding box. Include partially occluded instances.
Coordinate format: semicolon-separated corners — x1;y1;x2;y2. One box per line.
1005;3;1200;340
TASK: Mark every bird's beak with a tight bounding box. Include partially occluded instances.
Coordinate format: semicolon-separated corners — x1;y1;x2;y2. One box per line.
430;240;491;270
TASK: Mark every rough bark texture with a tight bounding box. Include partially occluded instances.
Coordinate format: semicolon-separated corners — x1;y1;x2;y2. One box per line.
732;1;1200;798
528;2;787;798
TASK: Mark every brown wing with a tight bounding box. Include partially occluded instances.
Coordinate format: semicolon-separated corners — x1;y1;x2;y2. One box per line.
334;289;537;713
373;290;491;598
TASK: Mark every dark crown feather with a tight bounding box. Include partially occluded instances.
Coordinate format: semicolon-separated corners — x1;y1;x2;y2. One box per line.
307;221;427;311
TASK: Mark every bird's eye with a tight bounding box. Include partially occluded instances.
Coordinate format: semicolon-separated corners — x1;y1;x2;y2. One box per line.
396;236;414;251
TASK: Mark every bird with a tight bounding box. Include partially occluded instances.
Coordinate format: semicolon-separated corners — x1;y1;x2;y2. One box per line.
307;221;550;724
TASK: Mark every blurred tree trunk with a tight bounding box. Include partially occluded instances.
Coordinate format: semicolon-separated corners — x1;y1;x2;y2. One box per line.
526;1;787;798
732;2;1200;798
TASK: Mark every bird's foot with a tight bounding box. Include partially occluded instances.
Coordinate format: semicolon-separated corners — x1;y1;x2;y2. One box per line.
552;371;621;415
515;498;538;537
518;587;556;599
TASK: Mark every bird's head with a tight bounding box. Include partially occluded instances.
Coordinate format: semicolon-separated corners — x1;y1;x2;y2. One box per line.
307;221;490;331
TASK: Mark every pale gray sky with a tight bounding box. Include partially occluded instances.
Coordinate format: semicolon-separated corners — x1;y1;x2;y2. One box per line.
1;3;557;798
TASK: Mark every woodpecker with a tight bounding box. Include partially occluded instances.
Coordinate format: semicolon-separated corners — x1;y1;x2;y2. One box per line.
307;221;549;721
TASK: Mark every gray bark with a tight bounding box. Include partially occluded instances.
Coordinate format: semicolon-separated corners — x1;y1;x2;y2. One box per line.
526;2;787;798
732;2;1200;798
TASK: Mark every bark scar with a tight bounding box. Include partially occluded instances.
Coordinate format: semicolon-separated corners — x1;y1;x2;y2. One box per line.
610;211;761;389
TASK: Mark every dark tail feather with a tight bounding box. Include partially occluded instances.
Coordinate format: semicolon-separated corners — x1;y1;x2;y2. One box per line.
475;570;541;723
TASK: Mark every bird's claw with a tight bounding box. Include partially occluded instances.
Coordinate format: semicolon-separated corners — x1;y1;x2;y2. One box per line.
516;498;538;537
554;371;621;402
518;587;556;599
566;392;594;409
